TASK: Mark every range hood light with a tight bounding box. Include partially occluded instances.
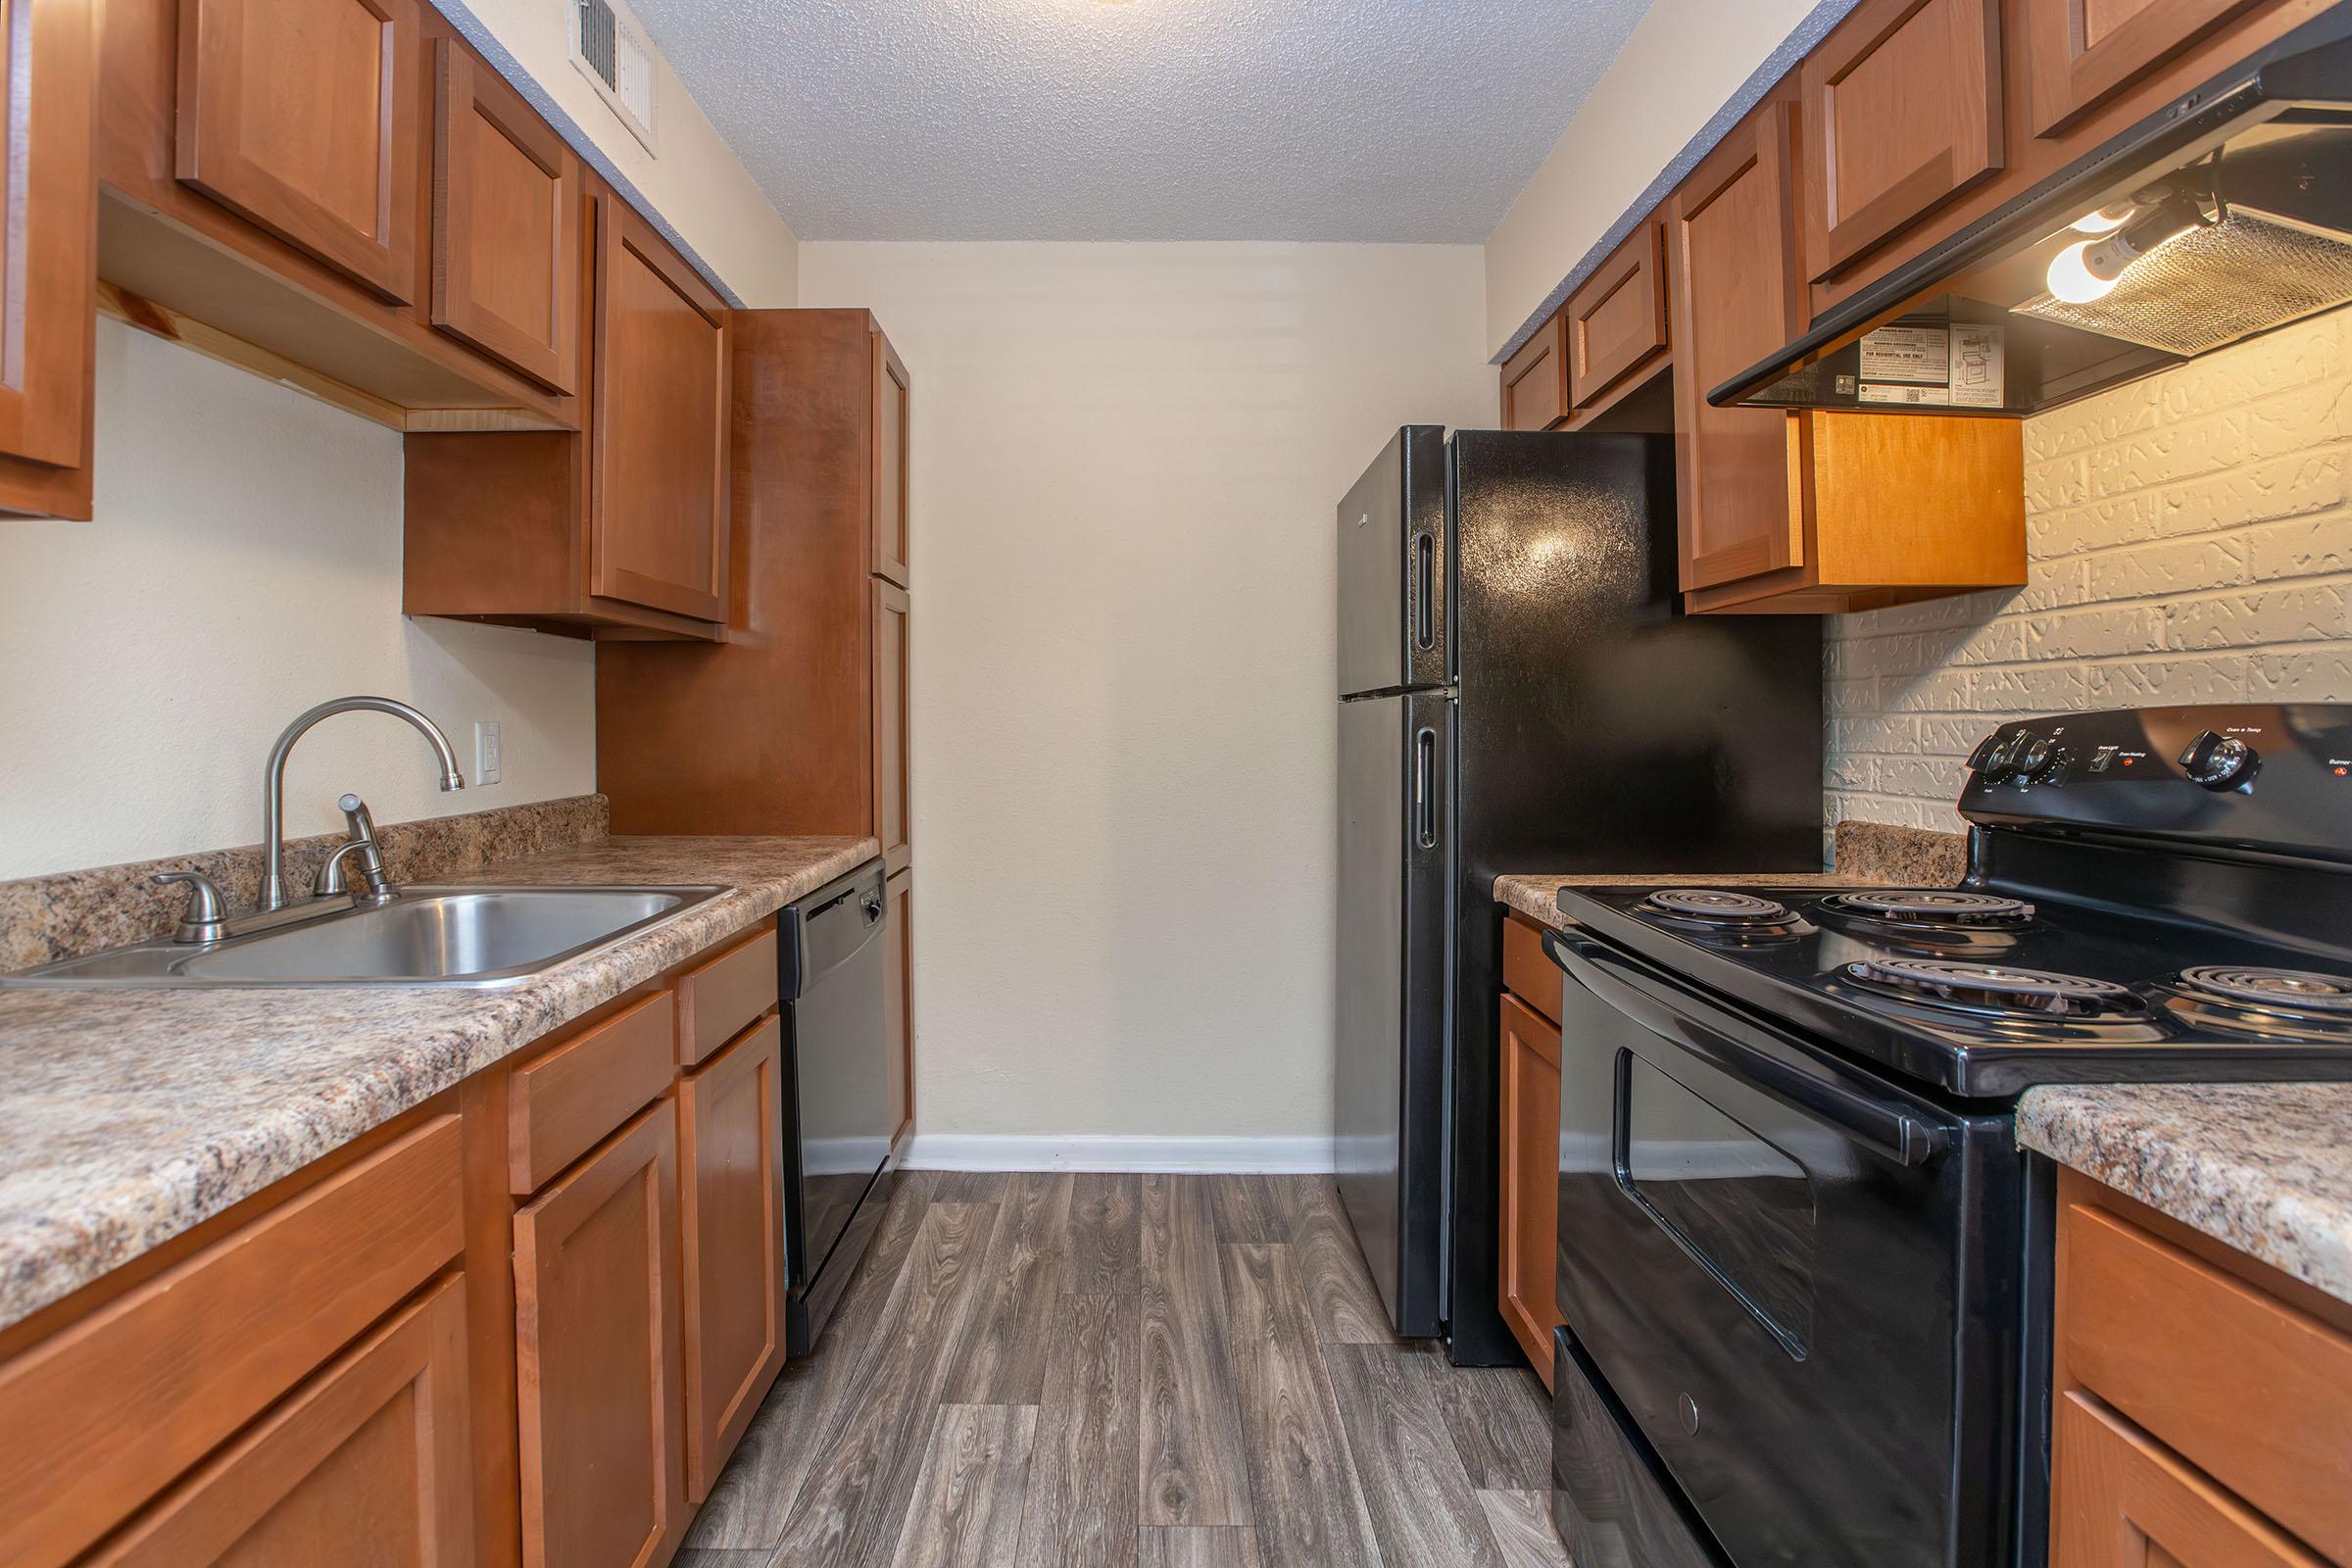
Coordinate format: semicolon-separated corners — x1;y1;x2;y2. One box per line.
2071;200;2142;235
2044;197;2207;305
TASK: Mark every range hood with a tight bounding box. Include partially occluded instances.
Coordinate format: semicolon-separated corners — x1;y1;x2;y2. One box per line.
1715;7;2352;417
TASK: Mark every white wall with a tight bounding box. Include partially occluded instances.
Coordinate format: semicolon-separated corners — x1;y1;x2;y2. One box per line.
0;319;597;881
1484;0;1823;359
434;0;798;305
1827;310;2352;833
798;242;1494;1152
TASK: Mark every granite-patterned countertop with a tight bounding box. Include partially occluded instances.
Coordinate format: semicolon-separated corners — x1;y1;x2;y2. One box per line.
2019;1084;2352;1305
0;834;876;1332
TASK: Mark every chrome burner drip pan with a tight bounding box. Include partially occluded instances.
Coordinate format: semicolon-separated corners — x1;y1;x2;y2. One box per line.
2177;964;2352;1013
1844;957;2139;1018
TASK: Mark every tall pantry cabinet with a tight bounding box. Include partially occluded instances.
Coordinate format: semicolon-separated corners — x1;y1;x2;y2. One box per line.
599;310;917;1149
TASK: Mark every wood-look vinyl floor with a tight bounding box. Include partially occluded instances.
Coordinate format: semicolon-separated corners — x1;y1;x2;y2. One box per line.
679;1172;1569;1568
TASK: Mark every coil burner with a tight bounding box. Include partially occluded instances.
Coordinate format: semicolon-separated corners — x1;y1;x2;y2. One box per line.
1821;890;2036;929
1639;889;1797;928
2162;965;2352;1042
1844;957;2139;1018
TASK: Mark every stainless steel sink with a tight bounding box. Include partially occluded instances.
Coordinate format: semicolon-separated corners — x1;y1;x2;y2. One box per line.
2;885;727;988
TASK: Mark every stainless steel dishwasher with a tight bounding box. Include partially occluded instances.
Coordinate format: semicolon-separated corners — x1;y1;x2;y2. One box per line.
778;858;895;1354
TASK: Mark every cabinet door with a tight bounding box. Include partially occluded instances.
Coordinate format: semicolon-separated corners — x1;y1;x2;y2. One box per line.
430;41;581;394
872;325;911;588
884;865;913;1144
2024;0;2270;136
84;1276;472;1567
591;196;730;623
514;1102;686;1568
1668;102;1806;594
1566;220;1668;411
2051;1393;2322;1567
1498;314;1567;431
873;579;911;875
1799;0;2003;280
677;1018;787;1504
1497;992;1563;1389
174;0;423;303
0;0;95;501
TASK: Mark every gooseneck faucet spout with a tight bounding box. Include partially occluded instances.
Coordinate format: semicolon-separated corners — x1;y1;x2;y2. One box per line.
261;696;466;910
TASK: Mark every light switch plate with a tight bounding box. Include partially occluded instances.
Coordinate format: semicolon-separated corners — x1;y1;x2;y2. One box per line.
475;720;502;786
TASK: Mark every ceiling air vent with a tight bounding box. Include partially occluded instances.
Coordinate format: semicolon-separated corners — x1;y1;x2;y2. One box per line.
569;0;657;154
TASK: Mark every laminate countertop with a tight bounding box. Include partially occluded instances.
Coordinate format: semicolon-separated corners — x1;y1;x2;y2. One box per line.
0;834;876;1333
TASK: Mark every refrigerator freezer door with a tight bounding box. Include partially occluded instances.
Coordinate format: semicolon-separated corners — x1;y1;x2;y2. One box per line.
1336;688;1452;1338
1337;426;1449;699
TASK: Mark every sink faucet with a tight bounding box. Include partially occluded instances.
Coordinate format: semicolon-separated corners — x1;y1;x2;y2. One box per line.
261;697;465;910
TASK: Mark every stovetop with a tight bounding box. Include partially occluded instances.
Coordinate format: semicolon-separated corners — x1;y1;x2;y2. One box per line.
1556;879;2352;1099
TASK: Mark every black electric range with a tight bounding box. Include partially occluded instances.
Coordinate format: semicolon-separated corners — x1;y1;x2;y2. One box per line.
1543;704;2352;1568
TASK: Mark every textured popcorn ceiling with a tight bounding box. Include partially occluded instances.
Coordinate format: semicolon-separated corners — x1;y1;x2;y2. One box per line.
624;0;1654;241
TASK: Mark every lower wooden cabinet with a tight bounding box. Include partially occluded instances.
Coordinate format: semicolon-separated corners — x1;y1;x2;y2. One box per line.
1497;987;1564;1389
85;1275;474;1567
885;865;914;1145
513;1102;687;1568
2051;1169;2352;1568
677;1017;789;1503
2052;1392;2322;1567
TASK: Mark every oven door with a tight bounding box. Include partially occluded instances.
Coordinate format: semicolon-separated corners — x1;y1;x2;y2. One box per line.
1545;930;2023;1568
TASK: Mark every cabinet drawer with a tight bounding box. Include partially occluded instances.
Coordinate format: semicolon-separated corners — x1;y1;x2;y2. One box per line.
1500;913;1560;1026
1565;220;1667;409
2062;1200;2352;1563
83;1273;473;1567
2052;1392;2321;1567
510;990;678;1194
0;1115;464;1568
675;926;780;1067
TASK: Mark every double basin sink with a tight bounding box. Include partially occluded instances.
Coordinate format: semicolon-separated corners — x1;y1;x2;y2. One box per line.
4;885;725;989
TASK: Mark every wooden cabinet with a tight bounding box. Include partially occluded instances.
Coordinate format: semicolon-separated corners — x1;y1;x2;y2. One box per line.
677;1017;788;1504
2023;0;2271;135
1498;314;1568;431
1799;0;2004;281
874;579;911;876
1669;96;2026;613
430;40;581;394
885;865;913;1143
1564;220;1669;415
2051;1169;2352;1568
590;195;730;623
405;185;728;640
0;0;98;521
85;1276;474;1567
513;1102;686;1568
1497;980;1563;1390
173;0;424;302
873;328;911;586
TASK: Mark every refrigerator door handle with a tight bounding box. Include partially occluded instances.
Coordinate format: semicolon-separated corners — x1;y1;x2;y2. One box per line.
1412;532;1436;651
1413;725;1439;850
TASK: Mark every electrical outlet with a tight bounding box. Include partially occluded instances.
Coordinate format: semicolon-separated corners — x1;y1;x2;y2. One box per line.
475;720;503;786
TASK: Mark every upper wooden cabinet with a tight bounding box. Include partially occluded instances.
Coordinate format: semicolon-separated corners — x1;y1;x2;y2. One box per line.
1671;95;2025;612
591;196;730;623
1499;314;1568;432
406;185;729;640
173;0;423;303
1669;101;1808;593
1564;220;1669;414
1799;0;2005;281
0;0;98;520
2024;0;2272;134
431;40;581;394
873;328;911;587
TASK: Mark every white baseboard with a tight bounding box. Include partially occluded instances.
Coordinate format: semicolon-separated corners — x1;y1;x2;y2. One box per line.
901;1133;1336;1174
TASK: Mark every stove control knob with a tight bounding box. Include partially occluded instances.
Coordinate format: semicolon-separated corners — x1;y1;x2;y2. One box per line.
1978;732;2025;782
2035;746;2074;785
2180;730;2259;790
2015;738;2054;777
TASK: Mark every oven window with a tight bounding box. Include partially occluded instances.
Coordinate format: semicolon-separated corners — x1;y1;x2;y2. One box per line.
1617;1053;1816;1356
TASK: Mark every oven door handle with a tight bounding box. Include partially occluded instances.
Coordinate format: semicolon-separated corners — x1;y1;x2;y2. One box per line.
1544;930;1948;1168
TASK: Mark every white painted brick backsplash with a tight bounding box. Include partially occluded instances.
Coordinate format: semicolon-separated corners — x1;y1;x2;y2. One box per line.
1827;308;2352;835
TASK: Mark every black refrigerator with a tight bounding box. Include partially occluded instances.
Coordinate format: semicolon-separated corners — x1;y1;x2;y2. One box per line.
1335;426;1824;1364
